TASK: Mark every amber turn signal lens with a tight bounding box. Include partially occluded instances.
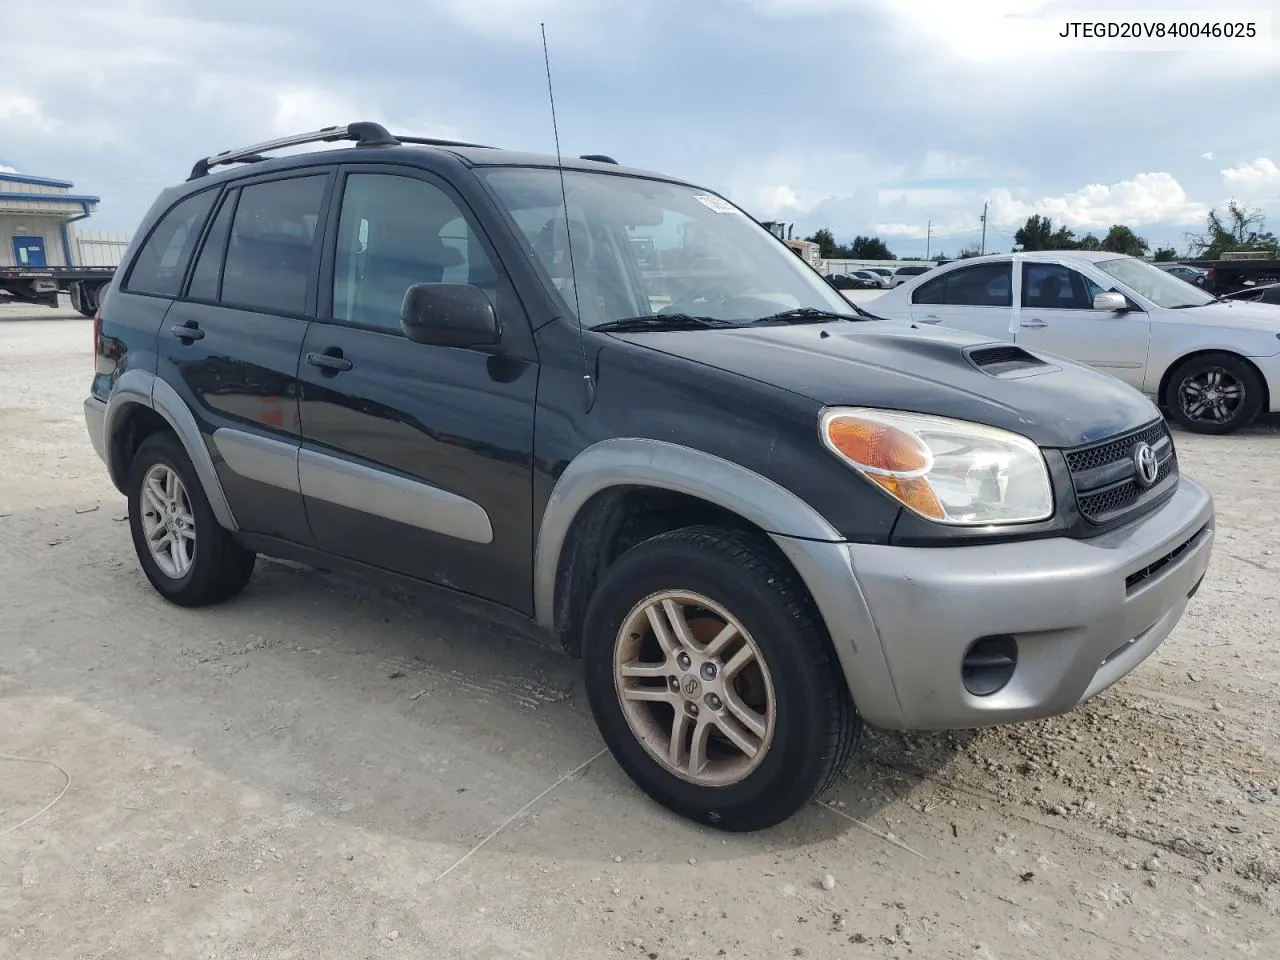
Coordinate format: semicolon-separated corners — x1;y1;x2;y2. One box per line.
866;475;945;521
825;416;931;475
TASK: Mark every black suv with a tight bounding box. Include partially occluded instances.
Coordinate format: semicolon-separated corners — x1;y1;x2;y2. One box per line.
85;122;1215;831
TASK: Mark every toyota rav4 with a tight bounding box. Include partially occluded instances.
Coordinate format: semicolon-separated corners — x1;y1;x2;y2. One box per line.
84;122;1215;831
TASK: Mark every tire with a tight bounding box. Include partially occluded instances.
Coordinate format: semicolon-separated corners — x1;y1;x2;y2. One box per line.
127;431;256;606
581;526;861;832
71;282;99;318
1163;352;1264;435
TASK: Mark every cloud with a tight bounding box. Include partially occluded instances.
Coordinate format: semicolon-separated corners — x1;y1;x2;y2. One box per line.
0;164;16;174
754;185;802;214
0;94;61;136
1221;159;1280;202
873;171;1208;241
1;0;1275;260
1201;152;1214;160
991;172;1208;230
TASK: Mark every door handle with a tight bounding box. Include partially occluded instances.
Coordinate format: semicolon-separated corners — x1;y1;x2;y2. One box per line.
918;314;942;324
305;350;353;373
169;323;205;342
1020;318;1048;328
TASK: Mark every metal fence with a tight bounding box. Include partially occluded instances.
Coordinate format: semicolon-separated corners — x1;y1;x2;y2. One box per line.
820;259;939;275
76;230;132;268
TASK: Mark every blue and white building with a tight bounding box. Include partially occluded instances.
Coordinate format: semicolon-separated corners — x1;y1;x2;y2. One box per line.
0;170;101;269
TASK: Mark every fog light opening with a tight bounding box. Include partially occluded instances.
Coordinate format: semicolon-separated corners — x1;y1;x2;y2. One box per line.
962;634;1018;697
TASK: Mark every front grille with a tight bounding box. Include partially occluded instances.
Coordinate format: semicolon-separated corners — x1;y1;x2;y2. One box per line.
1124;524;1205;592
1066;419;1178;525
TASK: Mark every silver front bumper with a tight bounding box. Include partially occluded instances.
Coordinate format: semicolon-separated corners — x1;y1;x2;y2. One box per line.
773;476;1215;730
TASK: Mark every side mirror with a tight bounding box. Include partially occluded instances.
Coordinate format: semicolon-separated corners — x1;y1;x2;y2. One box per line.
1093;291;1128;312
400;283;500;349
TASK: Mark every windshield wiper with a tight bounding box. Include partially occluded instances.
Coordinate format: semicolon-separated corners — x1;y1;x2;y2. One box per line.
752;307;869;325
593;314;741;333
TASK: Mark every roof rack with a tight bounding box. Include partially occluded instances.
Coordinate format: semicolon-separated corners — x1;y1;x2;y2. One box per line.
187;121;402;180
396;135;496;150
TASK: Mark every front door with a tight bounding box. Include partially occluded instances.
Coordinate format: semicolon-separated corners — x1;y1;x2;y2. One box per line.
1014;260;1151;389
908;260;1016;340
12;236;46;267
297;166;539;613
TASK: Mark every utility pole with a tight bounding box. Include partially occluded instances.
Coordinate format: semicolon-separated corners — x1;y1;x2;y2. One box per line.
925;220;932;261
979;202;988;256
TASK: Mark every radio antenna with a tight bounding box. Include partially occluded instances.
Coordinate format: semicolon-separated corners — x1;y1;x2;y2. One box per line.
540;22;592;403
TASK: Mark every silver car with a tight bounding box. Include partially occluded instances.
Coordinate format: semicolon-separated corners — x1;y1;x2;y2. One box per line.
870;251;1280;434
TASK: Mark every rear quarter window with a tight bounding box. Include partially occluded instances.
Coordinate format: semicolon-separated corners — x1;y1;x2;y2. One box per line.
124;189;219;297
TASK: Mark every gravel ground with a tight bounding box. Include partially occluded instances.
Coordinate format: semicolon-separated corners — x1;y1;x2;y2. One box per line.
2;299;1279;959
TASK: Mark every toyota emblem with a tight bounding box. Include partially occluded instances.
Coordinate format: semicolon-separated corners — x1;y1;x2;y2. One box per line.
1132;442;1159;488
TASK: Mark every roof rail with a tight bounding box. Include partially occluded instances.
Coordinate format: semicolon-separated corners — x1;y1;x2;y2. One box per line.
580;154;618;164
187;121;401;180
396;135;497;150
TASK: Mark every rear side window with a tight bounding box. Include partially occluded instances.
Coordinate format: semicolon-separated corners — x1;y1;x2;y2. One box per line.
125;189;218;296
913;263;1012;307
220;176;327;315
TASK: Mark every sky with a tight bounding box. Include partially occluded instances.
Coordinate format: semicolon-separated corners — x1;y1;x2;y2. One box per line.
2;0;1278;258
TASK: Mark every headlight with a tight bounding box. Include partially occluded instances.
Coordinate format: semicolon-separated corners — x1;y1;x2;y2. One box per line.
819;407;1053;525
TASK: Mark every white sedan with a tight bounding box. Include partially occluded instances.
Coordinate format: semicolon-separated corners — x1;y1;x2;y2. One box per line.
867;251;1280;434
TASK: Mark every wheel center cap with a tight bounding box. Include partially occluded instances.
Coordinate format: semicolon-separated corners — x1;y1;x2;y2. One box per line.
681;674;703;700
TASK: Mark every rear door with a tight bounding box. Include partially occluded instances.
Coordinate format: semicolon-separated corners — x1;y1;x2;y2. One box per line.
908;261;1015;340
159;170;335;544
296;165;539;613
1014;259;1151;389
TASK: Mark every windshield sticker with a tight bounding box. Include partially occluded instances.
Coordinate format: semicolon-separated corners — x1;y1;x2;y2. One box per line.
693;195;741;214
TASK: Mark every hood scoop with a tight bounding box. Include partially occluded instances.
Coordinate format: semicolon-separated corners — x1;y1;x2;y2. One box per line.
965;344;1055;379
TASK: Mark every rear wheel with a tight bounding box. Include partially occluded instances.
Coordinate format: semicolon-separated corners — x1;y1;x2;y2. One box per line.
127;432;256;606
582;526;861;831
1164;352;1264;434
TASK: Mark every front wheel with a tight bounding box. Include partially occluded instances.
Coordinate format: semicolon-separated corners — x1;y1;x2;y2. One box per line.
1163;352;1264;434
581;526;861;832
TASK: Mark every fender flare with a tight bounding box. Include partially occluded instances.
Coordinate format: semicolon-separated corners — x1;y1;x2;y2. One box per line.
532;437;842;629
102;369;239;531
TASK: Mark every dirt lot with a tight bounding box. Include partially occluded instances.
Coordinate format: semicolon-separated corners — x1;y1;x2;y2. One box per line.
2;299;1279;960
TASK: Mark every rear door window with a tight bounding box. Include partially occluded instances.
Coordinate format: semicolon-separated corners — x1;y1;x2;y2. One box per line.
912;262;1012;307
186;190;237;302
220;175;328;315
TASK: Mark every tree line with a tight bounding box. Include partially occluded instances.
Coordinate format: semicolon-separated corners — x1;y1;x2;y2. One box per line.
802;201;1277;264
1012;202;1276;260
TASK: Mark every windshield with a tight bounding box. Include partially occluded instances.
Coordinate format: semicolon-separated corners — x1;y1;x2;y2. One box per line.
481;168;855;327
1094;256;1217;309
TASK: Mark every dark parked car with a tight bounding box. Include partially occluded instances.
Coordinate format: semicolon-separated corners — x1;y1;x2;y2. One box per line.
826;272;879;290
1156;263;1207;287
890;264;931;287
1221;282;1280;306
84;122;1214;831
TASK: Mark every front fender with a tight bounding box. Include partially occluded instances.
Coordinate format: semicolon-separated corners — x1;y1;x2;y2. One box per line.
532;436;843;629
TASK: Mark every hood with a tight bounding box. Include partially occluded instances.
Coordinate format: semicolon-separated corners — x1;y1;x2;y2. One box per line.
1163;298;1280;333
612;320;1161;449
